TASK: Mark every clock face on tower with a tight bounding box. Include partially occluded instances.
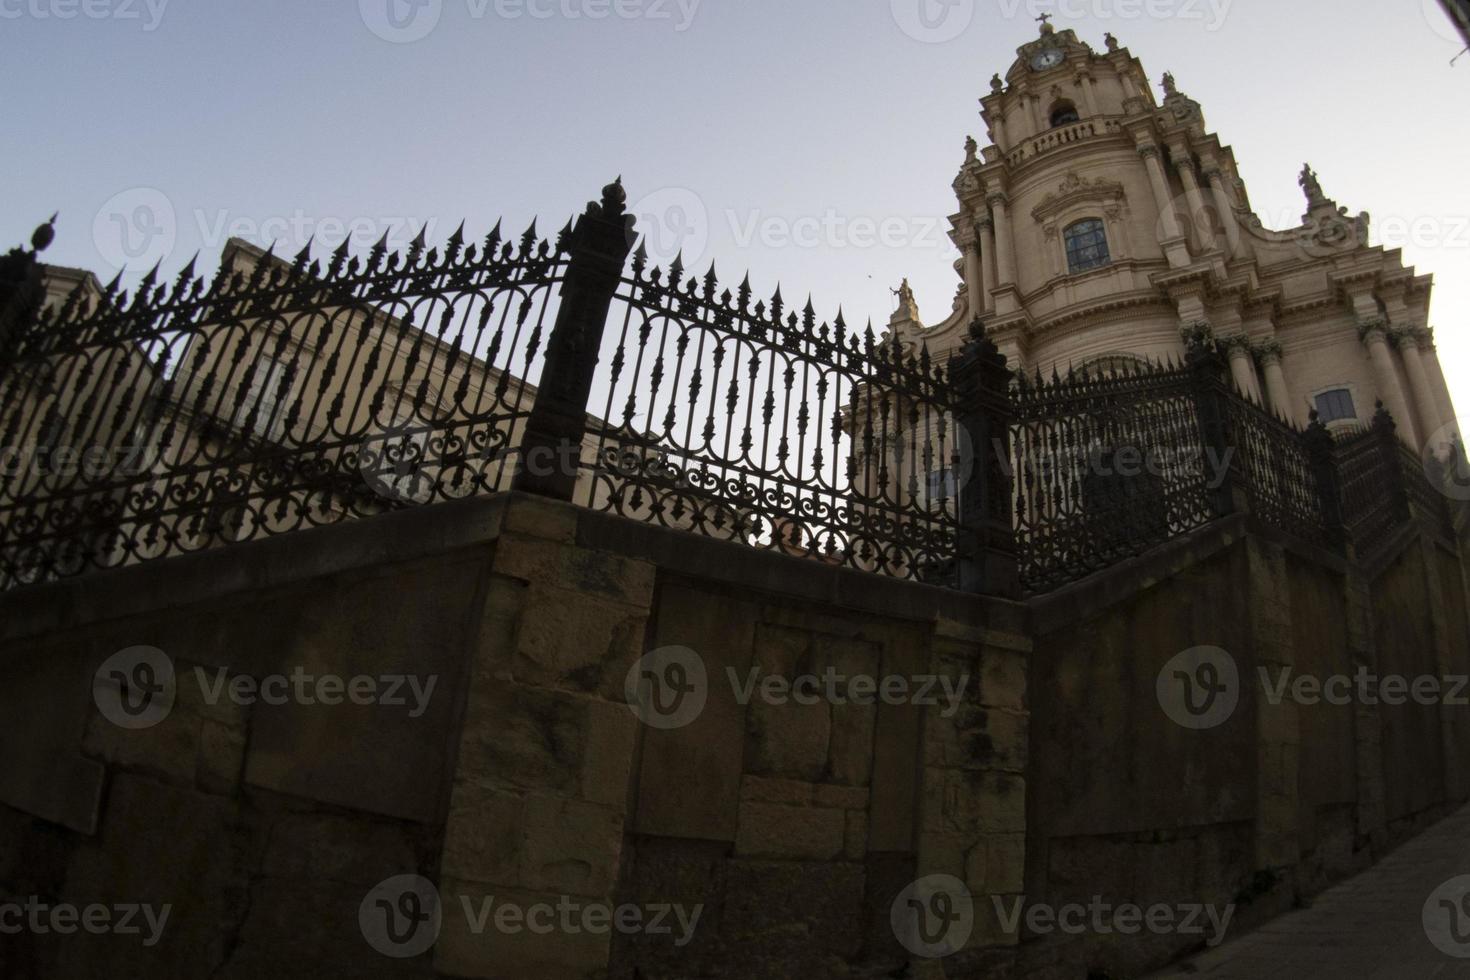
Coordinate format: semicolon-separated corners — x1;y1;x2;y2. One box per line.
1030;48;1064;70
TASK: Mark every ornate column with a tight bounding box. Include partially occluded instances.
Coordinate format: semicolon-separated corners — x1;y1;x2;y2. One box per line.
1419;329;1460;439
1396;327;1446;451
977;216;998;315
1222;335;1262;403
1139;144;1190;268
1171;145;1217;253
1201;164;1249;260
958;225;985;320
1256;341;1293;420
1361;320;1420;447
1077;72;1099;116
991;113;1008;153
989;193;1017;289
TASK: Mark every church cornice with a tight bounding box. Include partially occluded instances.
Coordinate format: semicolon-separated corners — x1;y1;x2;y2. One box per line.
1027;289;1175;338
1029;171;1126;221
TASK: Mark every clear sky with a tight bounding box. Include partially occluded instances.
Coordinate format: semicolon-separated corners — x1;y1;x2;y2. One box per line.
3;0;1468;403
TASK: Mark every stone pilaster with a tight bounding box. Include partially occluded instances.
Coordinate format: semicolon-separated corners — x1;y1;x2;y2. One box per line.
1139;143;1191;268
1256;341;1292;421
918;618;1031;952
977;217;999;316
1171;144;1217;253
1397;328;1447;453
1360;319;1420;448
987;192;1020;316
1248;538;1301;870
1222;334;1263;404
1343;567;1388;852
436;494;655;978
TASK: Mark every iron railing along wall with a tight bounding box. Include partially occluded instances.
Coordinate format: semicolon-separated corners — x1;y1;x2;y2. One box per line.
0;182;1456;598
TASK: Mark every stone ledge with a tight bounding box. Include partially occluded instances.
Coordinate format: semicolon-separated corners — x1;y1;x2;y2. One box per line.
0;494;509;644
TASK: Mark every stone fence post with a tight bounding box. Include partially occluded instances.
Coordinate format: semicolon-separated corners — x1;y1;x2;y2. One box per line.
1302;412;1347;553
1371;403;1412;526
514;181;635;501
1185;331;1250;518
952;318;1020;598
0;216;54;365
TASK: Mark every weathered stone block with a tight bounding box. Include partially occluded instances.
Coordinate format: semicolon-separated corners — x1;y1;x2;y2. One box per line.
495;533;655;609
581;700;638;808
979;650;1027;711
519;796;625;898
435;881;615;980
740;776;814;806
500;494;579;544
984;833;1026;895
441;786;525;888
735;801;846;861
844;810;868;860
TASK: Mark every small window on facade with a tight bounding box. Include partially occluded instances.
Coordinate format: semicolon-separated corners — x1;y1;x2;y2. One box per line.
1315;388;1356;423
1064;219;1111;274
1050;104;1080;127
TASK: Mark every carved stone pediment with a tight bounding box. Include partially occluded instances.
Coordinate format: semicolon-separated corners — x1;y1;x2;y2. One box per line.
1031;172;1126;221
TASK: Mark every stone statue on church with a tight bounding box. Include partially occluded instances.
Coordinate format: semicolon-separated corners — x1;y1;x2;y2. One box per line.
1161;72;1177;96
990;73;1003;94
964;135;978;164
1105;32;1119;52
1299;164;1325;206
891;278;921;323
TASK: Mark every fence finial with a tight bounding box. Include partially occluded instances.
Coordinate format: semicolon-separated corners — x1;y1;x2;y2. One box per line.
32;214;57;253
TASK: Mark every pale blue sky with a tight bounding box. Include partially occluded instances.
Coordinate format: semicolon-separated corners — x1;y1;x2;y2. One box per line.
3;0;1468;399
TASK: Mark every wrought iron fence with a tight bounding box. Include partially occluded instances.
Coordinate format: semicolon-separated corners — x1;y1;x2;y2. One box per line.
1224;392;1331;549
0;181;1453;598
1009;360;1214;594
578;247;964;581
0;218;570;589
1336;424;1402;559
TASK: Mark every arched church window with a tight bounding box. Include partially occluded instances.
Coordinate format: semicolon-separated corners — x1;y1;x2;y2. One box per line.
1050;103;1080;127
1064;219;1111;273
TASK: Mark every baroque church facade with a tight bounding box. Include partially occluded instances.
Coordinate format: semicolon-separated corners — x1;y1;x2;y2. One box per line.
891;21;1459;456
